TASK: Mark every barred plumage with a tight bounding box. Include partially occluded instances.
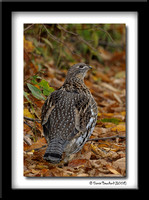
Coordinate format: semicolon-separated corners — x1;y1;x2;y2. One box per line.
41;63;98;163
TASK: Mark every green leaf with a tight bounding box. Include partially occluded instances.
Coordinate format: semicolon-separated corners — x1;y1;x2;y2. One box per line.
41;37;53;49
31;75;42;84
101;118;120;125
24;91;30;102
38;79;49;88
92;32;99;48
38;79;54;96
27;83;45;100
33;75;42;79
81;30;91;41
34;47;43;55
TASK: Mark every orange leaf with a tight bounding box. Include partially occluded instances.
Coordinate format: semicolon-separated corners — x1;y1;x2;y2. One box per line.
24;37;35;53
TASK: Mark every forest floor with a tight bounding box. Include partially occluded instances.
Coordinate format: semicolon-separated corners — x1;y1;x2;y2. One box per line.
24;46;126;177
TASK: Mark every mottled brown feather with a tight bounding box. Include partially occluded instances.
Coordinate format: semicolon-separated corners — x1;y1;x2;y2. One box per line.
42;63;98;163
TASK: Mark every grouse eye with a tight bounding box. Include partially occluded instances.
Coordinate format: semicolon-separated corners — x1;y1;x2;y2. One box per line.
79;65;85;69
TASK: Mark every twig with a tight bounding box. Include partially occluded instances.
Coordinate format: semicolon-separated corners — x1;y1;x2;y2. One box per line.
25;145;47;152
43;24;82;58
24;120;35;129
96;26;114;43
59;24;115;48
98;41;124;49
24;120;40;134
58;24;99;53
24;24;35;32
87;135;126;141
24;116;41;123
57;24;78;36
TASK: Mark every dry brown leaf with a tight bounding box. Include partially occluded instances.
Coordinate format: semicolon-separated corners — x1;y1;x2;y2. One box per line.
31;169;40;174
102;174;123;177
68;159;88;168
24;137;47;152
24;135;32;146
106;164;121;175
101;82;120;93
77;173;89;177
113;93;122;104
113;157;126;175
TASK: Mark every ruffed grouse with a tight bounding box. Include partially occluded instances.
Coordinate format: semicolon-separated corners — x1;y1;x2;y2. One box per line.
41;63;98;163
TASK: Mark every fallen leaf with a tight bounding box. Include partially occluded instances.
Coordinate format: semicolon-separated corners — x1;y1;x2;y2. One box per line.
24;137;47;151
91;144;100;155
96;71;111;82
77;173;89;177
121;111;126;116
111;124;126;132
24;135;32;146
31;169;40;174
24;108;34;118
113;157;126;175
115;71;125;79
102;113;114;117
106;164;121;175
28;164;36;169
68;159;88;168
113;93;122;104
105;123;116;128
101;82;120;93
91;144;107;157
24;37;35;53
36;164;48;169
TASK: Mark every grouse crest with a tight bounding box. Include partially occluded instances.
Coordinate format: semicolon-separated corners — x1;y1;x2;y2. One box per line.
41;63;98;163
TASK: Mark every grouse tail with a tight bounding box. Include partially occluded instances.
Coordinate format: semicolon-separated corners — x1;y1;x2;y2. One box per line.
44;139;64;164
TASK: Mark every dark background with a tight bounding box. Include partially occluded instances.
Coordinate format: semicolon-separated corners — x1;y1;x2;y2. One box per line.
1;0;148;197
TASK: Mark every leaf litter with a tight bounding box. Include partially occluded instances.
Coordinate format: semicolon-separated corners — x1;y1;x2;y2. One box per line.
24;24;126;177
24;57;126;177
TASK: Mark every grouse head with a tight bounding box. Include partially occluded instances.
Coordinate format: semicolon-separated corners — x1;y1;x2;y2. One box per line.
66;63;92;81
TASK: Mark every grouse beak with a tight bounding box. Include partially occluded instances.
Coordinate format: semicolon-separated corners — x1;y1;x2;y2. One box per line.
88;65;92;69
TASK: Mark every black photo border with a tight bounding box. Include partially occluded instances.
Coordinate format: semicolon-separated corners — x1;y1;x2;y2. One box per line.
1;0;147;196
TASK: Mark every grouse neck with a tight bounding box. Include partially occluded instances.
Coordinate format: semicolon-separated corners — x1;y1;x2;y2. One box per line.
63;77;90;94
